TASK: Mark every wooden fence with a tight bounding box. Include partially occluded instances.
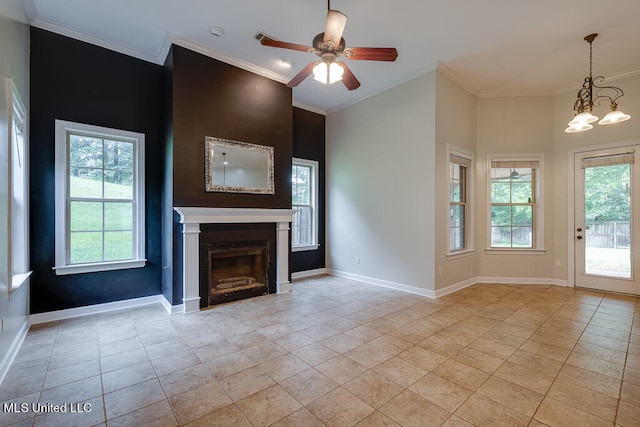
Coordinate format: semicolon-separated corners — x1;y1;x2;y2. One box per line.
585;221;630;248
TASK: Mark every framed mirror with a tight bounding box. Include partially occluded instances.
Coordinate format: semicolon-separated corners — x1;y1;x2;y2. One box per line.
205;136;275;194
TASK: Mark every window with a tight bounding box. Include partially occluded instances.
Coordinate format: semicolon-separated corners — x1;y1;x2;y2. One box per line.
449;149;472;253
292;158;319;251
489;156;543;250
55;120;146;275
7;78;31;291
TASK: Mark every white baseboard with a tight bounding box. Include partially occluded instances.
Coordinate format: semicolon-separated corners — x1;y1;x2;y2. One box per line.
30;295;166;324
26;275;572;325
327;269;436;299
292;268;327;280
476;276;571;288
325;270;571;300
434;278;477;298
0;319;29;385
160;296;184;314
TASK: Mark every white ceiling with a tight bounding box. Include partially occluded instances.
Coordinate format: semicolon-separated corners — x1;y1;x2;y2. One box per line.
3;0;640;114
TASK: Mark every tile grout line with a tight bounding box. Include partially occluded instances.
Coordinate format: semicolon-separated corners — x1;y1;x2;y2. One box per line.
612;298;637;427
450;286;579;426
526;290;603;425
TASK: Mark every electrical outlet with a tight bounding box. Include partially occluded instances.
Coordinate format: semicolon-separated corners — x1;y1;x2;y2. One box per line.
355;257;360;264
438;267;442;275
555;260;562;267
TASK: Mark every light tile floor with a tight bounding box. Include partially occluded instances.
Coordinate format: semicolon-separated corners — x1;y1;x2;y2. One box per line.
1;275;639;426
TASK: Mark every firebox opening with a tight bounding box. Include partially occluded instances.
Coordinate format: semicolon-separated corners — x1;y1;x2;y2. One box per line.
207;241;269;306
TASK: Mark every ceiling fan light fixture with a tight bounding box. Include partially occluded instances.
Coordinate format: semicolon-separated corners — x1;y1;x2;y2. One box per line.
313;61;343;84
256;0;396;90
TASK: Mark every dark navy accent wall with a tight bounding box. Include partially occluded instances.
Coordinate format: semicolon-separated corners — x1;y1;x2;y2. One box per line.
292;107;326;272
29;28;164;313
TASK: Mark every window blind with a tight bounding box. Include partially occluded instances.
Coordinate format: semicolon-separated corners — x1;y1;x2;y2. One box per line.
581;152;634;168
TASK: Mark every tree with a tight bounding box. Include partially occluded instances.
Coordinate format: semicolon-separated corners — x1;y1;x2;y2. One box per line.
584;164;630;223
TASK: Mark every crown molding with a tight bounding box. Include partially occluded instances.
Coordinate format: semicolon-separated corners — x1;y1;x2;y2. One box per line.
477;69;640;98
292;101;326;116
553;69;640;96
478;90;556;99
30;18;160;64
165;33;289;84
435;61;479;97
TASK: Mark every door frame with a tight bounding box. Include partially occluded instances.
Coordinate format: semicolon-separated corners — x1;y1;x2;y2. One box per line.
568;138;640;289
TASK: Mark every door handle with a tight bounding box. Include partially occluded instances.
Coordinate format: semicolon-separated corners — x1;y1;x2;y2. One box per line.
576;235;583;240
577;228;582;232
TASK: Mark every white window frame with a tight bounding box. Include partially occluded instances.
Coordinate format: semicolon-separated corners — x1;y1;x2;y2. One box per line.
486;153;545;254
7;78;32;292
54;120;146;275
292;157;319;252
447;145;474;259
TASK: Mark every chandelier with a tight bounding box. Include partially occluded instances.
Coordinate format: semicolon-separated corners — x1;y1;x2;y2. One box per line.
565;33;630;133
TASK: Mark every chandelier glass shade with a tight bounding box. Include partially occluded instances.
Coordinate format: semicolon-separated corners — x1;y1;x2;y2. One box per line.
565;33;631;133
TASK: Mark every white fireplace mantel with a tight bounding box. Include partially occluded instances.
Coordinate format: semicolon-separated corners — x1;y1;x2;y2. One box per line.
174;207;296;313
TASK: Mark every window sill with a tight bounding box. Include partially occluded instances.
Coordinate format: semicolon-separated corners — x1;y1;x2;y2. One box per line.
292;244;320;253
54;259;146;275
446;249;475;260
485;248;546;255
10;271;32;292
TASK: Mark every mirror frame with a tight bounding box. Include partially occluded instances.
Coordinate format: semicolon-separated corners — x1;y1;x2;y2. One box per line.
204;136;275;194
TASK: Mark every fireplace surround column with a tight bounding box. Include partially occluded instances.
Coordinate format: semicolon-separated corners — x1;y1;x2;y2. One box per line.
173;207;296;313
181;222;201;312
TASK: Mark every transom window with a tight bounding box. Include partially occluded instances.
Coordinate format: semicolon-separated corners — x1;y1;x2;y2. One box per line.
55;120;146;275
489;158;541;249
292;158;319;251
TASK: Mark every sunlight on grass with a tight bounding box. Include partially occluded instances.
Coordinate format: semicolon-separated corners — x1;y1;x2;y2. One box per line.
585;247;631;278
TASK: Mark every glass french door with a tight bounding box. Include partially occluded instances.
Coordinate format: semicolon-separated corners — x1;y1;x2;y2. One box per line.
574;145;639;294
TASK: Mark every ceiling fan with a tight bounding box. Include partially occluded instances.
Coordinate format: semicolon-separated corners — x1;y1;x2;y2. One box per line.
256;1;398;91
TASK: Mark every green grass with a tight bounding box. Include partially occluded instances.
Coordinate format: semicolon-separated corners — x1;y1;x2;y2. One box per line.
68;176;134;263
70;175;132;199
585;247;631;278
70;231;133;264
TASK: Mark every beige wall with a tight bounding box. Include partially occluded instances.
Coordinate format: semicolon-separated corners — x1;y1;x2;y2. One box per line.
434;71;477;291
552;74;640;284
475;95;557;281
326;72;437;293
327;67;640;296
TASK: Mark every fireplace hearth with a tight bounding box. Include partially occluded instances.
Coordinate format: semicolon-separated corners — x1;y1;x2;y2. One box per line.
207;241;269;305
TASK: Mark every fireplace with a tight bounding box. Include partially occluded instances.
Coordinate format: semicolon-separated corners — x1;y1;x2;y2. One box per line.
173;207;296;313
206;241;269;306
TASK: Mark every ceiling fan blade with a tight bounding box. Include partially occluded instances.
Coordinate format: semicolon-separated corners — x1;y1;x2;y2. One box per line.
258;34;314;53
324;10;347;46
287;61;319;88
337;62;361;91
344;47;398;62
